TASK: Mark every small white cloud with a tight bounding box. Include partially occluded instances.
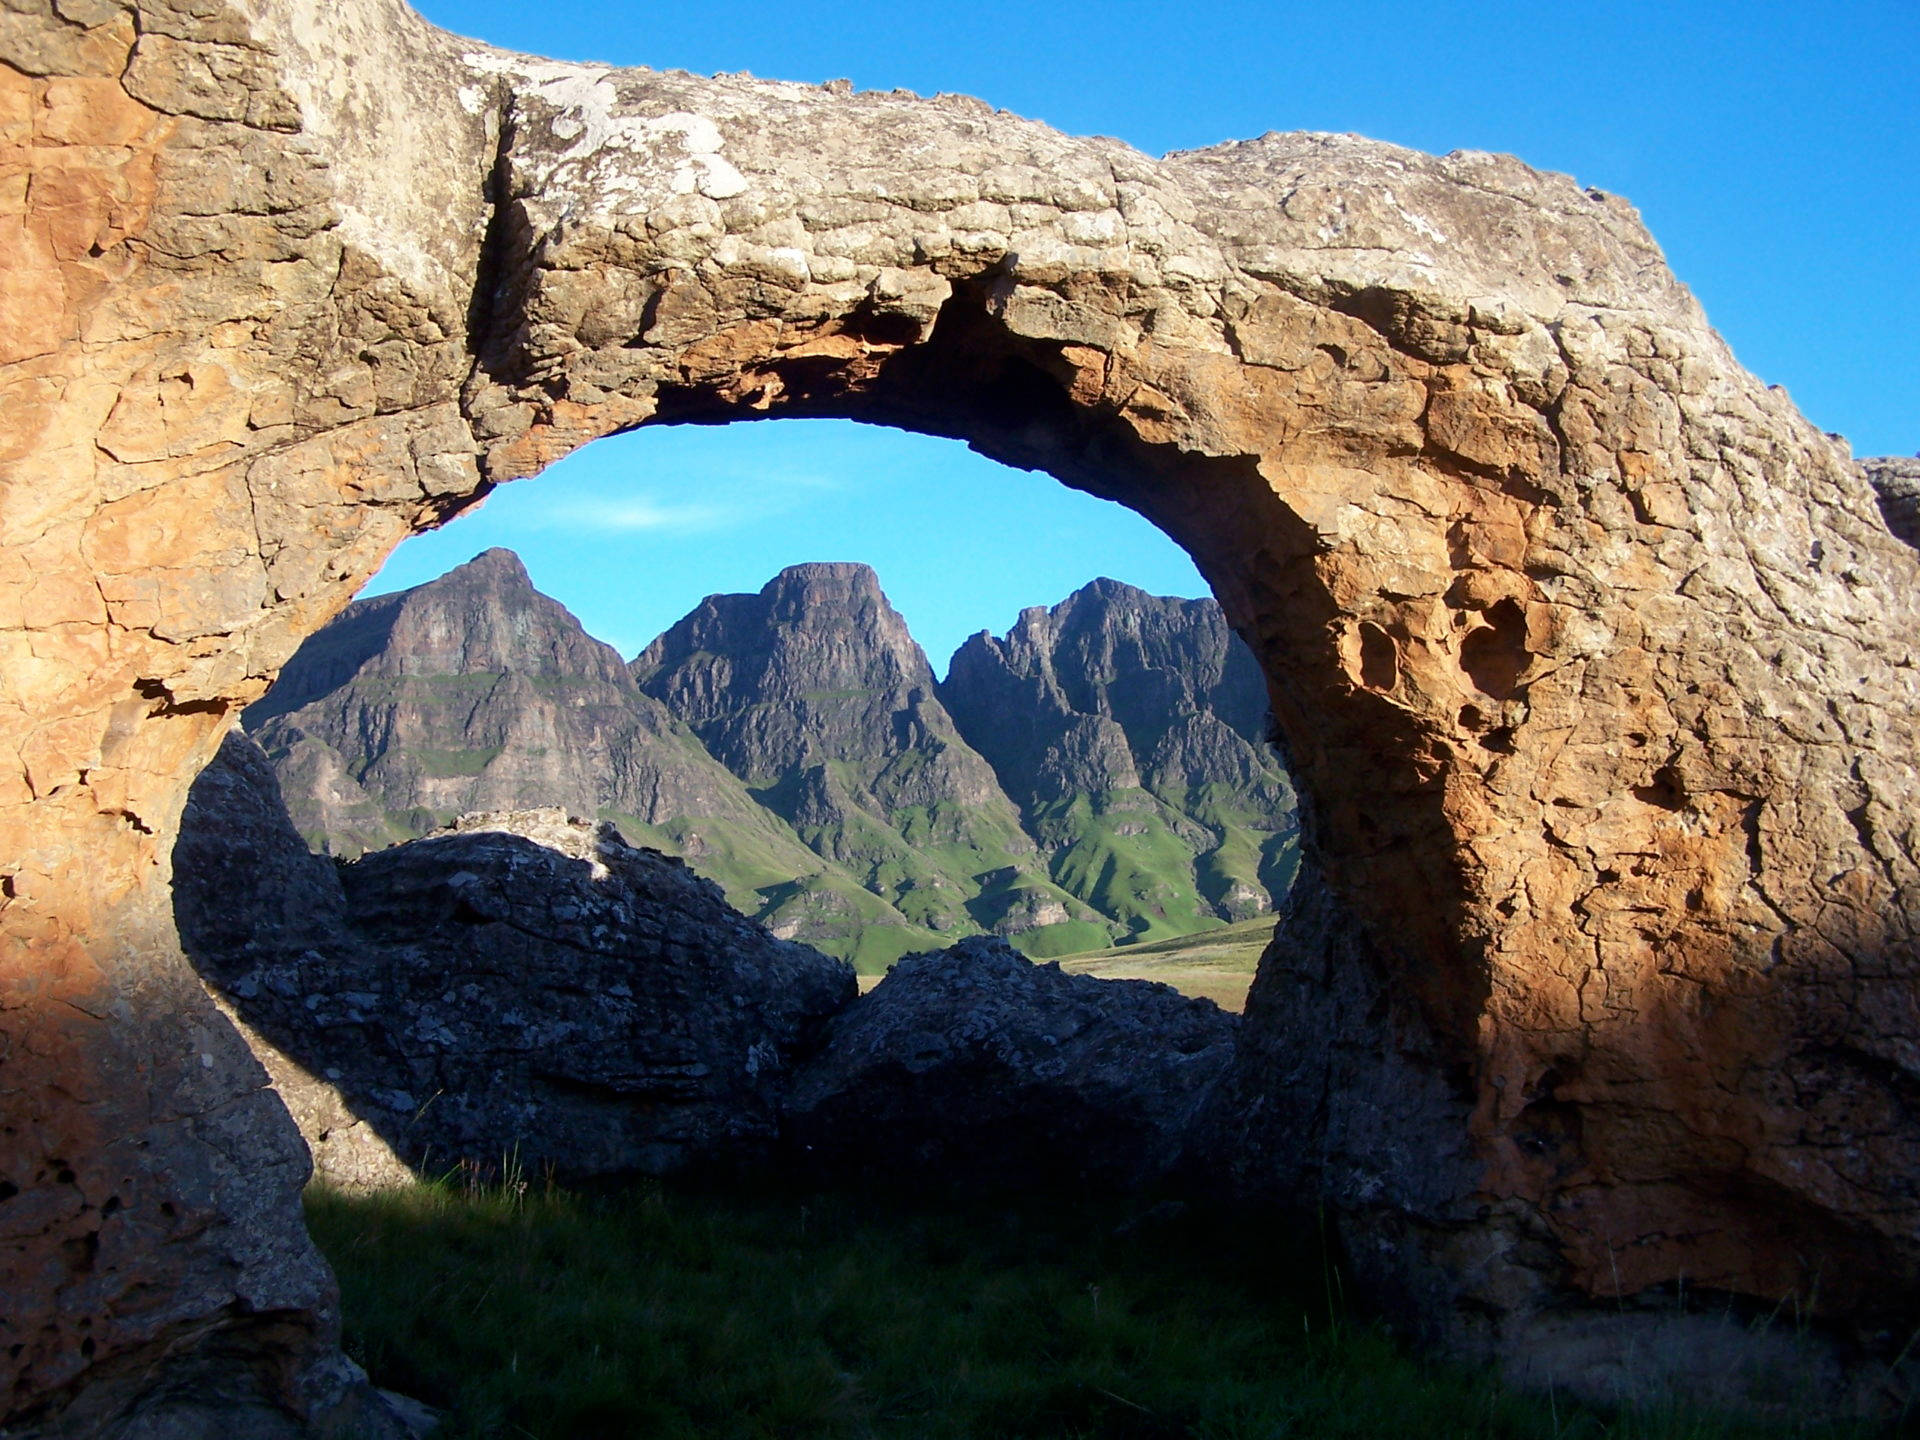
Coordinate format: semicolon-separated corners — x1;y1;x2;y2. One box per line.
531;496;740;533
522;464;860;536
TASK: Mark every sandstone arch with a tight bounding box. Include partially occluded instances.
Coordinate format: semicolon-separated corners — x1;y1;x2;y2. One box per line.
5;0;1920;1427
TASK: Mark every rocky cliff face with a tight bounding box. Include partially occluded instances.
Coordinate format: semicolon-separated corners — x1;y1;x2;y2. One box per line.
633;562;1099;960
944;579;1297;940
176;733;856;1183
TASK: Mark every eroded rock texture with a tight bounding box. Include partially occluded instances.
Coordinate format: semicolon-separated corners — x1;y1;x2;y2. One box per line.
4;0;1920;1425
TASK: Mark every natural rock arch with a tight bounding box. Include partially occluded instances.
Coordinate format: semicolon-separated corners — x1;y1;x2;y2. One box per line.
4;0;1919;1427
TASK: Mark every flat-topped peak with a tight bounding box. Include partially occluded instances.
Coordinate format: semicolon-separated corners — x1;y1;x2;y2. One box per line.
765;561;883;592
426;547;533;590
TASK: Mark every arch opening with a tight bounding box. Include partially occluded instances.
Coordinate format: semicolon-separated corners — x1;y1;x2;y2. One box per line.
232;415;1305;980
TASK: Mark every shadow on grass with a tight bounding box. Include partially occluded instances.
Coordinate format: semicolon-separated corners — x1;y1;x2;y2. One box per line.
306;1176;1892;1440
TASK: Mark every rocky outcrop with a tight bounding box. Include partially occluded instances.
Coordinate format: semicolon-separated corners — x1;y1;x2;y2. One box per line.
7;0;1920;1424
170;732;414;1189
1863;456;1920;549
180;728;1233;1198
786;936;1236;1192
175;733;856;1183
943;579;1297;937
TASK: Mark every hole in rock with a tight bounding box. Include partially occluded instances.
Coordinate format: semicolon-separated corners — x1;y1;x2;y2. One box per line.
1358;622;1398;692
222;419;1306;987
1459;597;1530;701
171;418;1358;1428
1632;763;1687;812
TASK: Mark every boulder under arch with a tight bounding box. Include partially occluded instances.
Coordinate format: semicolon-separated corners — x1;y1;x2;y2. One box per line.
3;0;1918;1427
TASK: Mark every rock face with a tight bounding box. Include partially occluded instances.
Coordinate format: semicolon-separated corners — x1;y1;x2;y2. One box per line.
944;579;1297;938
6;0;1920;1425
786;936;1237;1192
175;732;856;1183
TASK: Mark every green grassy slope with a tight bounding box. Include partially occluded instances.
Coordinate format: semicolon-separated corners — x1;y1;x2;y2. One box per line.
1034;792;1226;944
605;811;948;973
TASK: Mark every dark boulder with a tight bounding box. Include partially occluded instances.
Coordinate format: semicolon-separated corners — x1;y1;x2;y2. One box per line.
784;935;1238;1193
175;733;857;1184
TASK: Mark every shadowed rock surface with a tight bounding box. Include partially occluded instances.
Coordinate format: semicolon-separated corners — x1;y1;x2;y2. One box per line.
1863;456;1920;549
9;0;1920;1423
175;733;856;1183
785;936;1238;1193
168;731;415;1189
943;579;1297;939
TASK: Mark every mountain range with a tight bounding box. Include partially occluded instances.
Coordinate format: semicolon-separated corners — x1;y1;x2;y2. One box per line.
245;550;1298;970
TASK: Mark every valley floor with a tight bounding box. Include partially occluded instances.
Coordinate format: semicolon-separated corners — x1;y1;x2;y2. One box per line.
1052;918;1273;1013
308;1177;1880;1440
857;918;1273;1011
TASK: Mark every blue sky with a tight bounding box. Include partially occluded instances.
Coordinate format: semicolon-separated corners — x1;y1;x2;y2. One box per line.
369;0;1919;672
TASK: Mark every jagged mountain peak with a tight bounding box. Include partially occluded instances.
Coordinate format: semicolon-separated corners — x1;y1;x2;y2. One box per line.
634;561;1087;947
1074;575;1160;604
940;580;1296;937
242;546;798;870
250;546;624;729
768;559;884;588
388;548;627;685
953;580;1267;751
453;545;531;578
633;561;934;711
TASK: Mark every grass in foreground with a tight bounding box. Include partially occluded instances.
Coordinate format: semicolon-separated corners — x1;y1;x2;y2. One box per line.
307;1178;1883;1440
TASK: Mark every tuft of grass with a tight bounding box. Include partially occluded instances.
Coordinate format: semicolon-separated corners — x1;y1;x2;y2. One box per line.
306;1178;1883;1440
